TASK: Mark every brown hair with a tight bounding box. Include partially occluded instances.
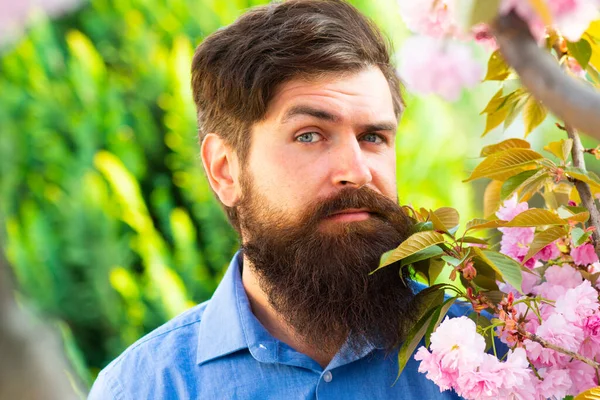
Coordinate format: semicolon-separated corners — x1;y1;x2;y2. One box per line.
191;0;403;230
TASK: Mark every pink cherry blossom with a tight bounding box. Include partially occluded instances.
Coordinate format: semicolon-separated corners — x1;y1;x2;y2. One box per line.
472;24;497;51
397;35;482;101
584;312;600;337
396;0;461;37
554;280;600;323
566;360;599;394
534;264;583;301
580;312;600;359
495;348;537;399
545;263;584;287
536;367;572;400
496;197;536;263
414;347;457;391
498;227;535;262
415;317;487;392
500;0;599;41
536;242;561;261
429;316;486;370
455;348;537;400
496;196;529;221
525;313;584;367
455;353;503;399
571;243;599;266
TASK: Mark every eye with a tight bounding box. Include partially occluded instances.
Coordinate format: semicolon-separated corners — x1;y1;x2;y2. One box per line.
296;132;323;143
361;133;385;144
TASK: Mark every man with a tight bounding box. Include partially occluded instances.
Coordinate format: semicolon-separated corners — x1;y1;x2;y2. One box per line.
89;1;464;398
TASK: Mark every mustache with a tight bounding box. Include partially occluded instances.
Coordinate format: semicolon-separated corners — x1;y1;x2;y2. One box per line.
308;186;402;223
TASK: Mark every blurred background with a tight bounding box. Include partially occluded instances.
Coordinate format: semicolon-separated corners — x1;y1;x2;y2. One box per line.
0;0;577;394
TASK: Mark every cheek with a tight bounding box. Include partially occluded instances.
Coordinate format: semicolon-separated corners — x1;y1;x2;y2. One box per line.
371;154;397;196
249;150;322;209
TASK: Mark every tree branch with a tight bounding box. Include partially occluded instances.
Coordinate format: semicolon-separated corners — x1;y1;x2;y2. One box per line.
491;12;600;141
518;327;600;370
566;124;600;256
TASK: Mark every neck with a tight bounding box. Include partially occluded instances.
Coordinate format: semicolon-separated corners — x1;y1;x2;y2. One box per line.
241;255;337;368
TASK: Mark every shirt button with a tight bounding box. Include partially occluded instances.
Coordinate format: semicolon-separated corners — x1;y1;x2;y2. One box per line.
323;371;333;383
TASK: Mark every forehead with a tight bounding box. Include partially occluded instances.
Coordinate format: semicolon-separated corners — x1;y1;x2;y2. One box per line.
263;66;398;124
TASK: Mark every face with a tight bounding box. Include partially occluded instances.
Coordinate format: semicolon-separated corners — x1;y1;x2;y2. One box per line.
233;67;417;353
242;66;399;234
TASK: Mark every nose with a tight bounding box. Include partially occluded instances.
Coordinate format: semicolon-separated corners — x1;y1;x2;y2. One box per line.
330;138;373;189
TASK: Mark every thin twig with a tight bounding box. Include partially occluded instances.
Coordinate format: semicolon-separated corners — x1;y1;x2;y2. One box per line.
565;124;600;257
491;11;600;141
518;327;600;370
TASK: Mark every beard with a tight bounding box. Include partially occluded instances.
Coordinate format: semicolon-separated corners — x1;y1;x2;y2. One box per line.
237;174;419;355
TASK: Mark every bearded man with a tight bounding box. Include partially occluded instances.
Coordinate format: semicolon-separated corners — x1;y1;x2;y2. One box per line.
89;1;465;398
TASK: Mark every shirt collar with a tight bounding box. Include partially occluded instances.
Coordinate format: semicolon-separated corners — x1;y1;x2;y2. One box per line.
196;251;248;365
196;251;279;365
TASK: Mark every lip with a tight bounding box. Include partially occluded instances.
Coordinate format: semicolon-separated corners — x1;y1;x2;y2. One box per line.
327;208;372;222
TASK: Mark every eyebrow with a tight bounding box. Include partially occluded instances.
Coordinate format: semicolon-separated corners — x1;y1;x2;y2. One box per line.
280;105;398;132
281;105;340;124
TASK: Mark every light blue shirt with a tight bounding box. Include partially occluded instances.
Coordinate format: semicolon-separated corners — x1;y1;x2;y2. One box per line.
89;251;467;399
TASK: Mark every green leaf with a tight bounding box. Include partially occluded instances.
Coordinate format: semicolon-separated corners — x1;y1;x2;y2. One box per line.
567;38;593;69
480;138;531;157
482;106;510;136
484;50;511;81
500;169;539;200
465;218;506;232
484;180;504;218
411;221;434;233
400;246;445;267
469;312;493;351
523;95;547;136
473;257;500;278
565;167;600;189
425;297;458;347
473;248;524;293
411;259;432;282
428;258;446;285
560;205;588;215
481;88;505;114
543;139;573;162
517;171;551;202
571;227;586;246
558;206;590;224
504;209;567;227
442;256;461;267
523;226;566;263
429;207;460;232
482;290;505;305
543;182;573;209
504;93;528;130
396;289;445;380
571;227;593;246
374;231;446;272
473;271;501;292
464;148;543;182
459;236;489;245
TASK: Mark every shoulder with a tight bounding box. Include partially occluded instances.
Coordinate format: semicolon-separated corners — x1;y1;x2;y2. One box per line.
88;301;209;400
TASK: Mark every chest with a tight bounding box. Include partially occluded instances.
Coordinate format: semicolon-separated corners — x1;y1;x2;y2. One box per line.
179;352;462;400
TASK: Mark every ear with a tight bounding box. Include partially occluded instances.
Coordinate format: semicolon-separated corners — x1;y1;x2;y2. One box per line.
200;133;242;207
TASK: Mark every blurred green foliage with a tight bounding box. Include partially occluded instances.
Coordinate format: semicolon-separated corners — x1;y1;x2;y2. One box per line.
0;0;488;388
